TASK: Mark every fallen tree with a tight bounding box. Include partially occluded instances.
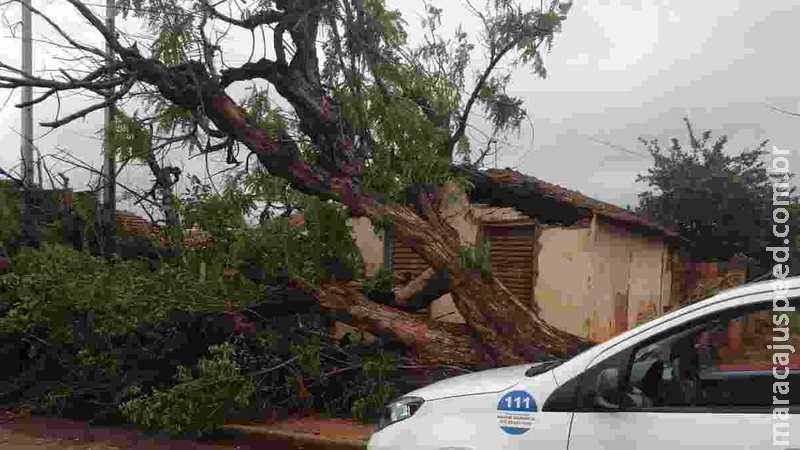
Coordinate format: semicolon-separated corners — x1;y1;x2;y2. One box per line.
0;0;586;366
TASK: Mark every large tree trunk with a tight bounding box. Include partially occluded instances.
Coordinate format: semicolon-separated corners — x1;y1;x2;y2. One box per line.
359;191;588;366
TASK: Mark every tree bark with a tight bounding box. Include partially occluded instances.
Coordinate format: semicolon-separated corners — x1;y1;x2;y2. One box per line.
319;280;481;366
393;267;436;304
360;194;589;366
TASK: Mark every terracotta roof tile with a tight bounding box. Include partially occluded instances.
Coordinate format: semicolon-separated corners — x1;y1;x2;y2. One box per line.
480;168;681;238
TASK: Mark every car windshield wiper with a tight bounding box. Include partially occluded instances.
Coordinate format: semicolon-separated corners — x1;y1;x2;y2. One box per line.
525;359;564;377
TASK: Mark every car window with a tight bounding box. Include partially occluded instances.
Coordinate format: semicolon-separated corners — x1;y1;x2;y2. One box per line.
622;298;800;411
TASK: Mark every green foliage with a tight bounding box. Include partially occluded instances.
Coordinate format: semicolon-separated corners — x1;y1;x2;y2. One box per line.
361;351;396;378
178;169;362;286
243;170;305;212
72;191;97;242
637;118;800;266
76;347;118;377
241;89;287;138
302;197;364;280
38;384;74;415
255;330;279;347
370;213;395;235
179;177;255;265
39;217;63;244
478;74;527;133
290;334;322;377
459;237;492;278
230;194;363;286
120;342;255;436
0;181;20;245
0;243;260;342
351;384;396;422
157;31;191;66
336;64;461;200
363;0;407;46
157;105;193;132
106;110;149;162
351;351;397;422
363;267;394;293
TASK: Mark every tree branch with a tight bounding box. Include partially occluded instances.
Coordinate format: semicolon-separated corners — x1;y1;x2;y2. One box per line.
9;0;105;58
39;78;135;127
220;58;280;88
199;0;284;30
50;150;161;208
447;40;516;153
0;73;126;90
62;0;141;59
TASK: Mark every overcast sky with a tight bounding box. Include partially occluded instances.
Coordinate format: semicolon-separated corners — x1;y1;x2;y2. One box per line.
0;0;798;215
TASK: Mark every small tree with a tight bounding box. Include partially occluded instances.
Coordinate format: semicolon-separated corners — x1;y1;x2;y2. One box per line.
637;118;799;270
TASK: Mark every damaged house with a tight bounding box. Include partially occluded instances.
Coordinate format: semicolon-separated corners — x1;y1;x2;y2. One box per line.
351;167;708;343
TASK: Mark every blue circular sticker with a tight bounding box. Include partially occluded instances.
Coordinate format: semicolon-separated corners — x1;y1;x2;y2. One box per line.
497;390;537;435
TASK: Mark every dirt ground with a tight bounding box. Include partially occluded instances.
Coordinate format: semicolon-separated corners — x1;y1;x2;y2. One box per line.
0;426;366;449
0;409;369;450
0;427;128;450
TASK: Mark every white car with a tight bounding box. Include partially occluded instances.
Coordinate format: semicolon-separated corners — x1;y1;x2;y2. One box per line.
368;276;800;449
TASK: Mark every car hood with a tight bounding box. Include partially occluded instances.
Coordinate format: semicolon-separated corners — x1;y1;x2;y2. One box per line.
405;363;547;401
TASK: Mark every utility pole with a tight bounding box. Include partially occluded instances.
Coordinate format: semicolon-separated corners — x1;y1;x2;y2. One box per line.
17;0;41;248
20;0;33;188
99;0;116;256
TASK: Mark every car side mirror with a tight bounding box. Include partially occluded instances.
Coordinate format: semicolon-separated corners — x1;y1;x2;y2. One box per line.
594;367;622;410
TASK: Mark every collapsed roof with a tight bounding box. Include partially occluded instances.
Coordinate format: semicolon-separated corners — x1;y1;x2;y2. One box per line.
454;165;686;242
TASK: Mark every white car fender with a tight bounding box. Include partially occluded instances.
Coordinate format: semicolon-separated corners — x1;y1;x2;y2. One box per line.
368;369;566;450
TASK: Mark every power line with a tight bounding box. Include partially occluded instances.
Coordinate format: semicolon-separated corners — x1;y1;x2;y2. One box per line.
587;136;651;159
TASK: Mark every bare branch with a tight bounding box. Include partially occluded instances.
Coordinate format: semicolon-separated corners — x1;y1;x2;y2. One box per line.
0;73;126;90
15;63;124;108
62;0;141;59
199;0;284;30
51;150;161;208
40;78;135;127
10;0;105;58
0;165;24;187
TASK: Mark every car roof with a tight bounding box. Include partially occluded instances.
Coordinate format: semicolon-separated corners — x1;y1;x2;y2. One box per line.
706;274;800;301
552;275;800;383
